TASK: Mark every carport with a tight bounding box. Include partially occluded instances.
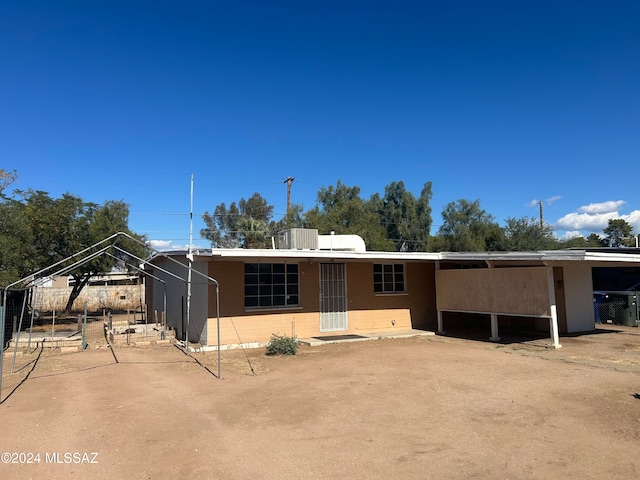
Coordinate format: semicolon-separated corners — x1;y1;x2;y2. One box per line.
434;249;640;347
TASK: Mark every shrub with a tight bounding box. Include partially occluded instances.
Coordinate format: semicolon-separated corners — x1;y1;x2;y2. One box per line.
265;334;298;356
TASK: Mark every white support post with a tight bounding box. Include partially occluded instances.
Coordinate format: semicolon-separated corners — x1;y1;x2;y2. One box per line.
546;266;562;349
435;260;444;334
486;261;500;342
490;314;500;342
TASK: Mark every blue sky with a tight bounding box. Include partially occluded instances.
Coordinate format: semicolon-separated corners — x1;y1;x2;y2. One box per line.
2;1;639;249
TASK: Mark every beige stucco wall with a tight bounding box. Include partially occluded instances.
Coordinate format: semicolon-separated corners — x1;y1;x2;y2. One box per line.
346;262;434;332
36;285;144;313
205;260;436;346
206;260;320;345
558;262;596;332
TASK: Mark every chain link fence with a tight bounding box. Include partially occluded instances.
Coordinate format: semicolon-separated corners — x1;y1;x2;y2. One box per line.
3;283;149;349
594;291;639;326
8;306;112;350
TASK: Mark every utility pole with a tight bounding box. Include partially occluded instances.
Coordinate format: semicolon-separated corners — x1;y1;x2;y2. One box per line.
539;200;544;230
283;176;295;214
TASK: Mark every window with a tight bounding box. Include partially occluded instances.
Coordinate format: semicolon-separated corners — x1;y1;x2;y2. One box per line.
373;263;405;293
244;263;300;308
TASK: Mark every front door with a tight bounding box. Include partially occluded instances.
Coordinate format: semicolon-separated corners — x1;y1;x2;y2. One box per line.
320;263;348;332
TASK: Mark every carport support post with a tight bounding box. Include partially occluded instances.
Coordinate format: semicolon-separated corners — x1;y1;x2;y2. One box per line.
546;266;562;349
490;314;500;342
436;261;445;335
486;261;500;342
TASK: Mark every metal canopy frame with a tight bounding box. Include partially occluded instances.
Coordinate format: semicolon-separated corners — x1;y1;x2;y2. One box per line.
103;249;168;333
0;232;221;401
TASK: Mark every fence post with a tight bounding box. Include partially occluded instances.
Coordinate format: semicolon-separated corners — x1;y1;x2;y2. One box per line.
82;302;88;350
108;311;113;345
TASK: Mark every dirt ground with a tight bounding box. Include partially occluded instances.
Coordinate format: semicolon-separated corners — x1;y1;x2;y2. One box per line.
1;325;639;480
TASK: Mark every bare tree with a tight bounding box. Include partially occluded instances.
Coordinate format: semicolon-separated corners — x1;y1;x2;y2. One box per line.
0;169;18;197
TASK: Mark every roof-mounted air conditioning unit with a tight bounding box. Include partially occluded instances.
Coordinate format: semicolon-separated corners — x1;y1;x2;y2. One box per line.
277;228;319;250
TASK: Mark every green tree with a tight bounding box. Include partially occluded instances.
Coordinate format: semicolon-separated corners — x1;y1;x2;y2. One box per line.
1;190;146;313
559;235;587;248
379;181;433;251
0;198;35;284
201;193;274;248
437;199;503;252
416;182;434;251
603;218;634;247
201;202;242;248
269;203;305;236
559;233;606;248
239;193;273;223
61;199;148;314
586;233;606;247
503;216;558;251
304;181;393;251
239;217;269;249
425;233;445;252
20;191;89;270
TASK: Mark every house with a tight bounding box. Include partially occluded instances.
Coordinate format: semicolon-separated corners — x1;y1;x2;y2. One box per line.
144;229;640;350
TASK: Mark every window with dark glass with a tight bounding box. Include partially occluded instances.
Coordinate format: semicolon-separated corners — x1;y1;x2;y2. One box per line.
244;263;299;308
373;263;405;293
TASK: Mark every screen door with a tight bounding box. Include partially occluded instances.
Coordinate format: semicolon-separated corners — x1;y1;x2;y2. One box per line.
320;263;348;332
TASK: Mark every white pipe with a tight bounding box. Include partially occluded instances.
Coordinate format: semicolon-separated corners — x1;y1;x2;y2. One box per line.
186;173;194;347
11;290;29;372
27;286;39;352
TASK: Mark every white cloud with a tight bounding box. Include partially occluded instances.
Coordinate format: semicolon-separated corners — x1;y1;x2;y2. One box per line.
149;239;210;252
555;200;640;234
556;210;619;231
546;195;562;205
149;239;174;251
528;195;562;208
577;200;625;215
621;210;640;234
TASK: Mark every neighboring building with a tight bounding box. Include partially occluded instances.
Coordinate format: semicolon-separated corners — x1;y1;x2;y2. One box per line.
36;269;144;313
144;229;640;349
